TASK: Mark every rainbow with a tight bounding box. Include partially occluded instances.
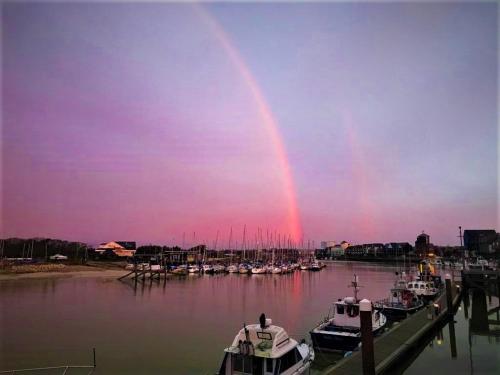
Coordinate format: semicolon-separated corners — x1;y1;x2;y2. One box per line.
193;5;302;242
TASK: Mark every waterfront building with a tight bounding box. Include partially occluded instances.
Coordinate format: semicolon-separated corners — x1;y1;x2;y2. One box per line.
95;241;136;257
384;242;413;257
340;241;350;250
463;230;498;255
415;232;431;256
321;240;337;249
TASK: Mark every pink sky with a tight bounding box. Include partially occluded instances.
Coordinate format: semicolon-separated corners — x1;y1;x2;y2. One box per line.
1;2;498;246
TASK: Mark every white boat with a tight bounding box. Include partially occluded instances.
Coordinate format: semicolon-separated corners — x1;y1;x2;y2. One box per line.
406;280;438;300
49;254;68;261
226;264;239;273
467;257;492;271
213;264;226;273
188;265;200;274
310;275;387;352
217;314;314;375
300;263;310;271
202;264;215;274
271;266;282;274
310;261;321;271
172;265;188;275
251;265;267;274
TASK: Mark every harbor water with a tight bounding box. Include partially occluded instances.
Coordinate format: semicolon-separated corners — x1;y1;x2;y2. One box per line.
1;262;498;374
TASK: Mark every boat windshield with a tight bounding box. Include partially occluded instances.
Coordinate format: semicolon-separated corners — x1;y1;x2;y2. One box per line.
232;354;263;375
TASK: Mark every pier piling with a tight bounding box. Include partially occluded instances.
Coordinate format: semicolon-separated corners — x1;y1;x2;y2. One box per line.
360;299;375;375
445;274;453;316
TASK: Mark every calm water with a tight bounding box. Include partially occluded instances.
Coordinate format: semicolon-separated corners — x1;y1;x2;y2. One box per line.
405;288;499;374
1;262;498;374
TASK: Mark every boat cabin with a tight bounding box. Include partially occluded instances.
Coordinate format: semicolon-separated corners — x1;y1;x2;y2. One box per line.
218;318;311;375
407;280;437;297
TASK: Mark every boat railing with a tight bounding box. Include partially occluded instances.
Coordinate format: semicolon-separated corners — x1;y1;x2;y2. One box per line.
0;365;95;375
1;350;96;375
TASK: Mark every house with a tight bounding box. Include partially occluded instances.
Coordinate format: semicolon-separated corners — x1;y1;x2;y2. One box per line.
95;241;136;257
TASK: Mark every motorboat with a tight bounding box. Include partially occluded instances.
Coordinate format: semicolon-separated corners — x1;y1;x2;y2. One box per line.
217;314;314;375
310;275;387;352
406;280;438;300
374;275;424;321
188;265;200;274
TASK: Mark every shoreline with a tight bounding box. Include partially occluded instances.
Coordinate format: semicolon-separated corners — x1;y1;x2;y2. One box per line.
0;268;127;281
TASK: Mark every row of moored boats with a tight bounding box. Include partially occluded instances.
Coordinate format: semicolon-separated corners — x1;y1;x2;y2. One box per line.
217;268;443;374
128;260;326;275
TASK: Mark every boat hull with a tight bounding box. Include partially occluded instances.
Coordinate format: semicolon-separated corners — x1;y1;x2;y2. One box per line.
310;323;385;352
374;305;421;321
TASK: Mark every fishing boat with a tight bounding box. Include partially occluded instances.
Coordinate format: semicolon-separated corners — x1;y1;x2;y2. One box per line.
374;273;423;321
217;314;314;375
310;275;387;352
406;280;438;300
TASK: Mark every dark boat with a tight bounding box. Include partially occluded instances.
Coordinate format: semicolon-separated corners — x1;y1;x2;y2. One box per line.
310;275;387;352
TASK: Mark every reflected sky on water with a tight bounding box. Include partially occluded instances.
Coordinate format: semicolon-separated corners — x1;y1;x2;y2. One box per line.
1;263;498;374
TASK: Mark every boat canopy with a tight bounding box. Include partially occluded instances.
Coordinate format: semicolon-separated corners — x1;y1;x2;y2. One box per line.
226;322;298;359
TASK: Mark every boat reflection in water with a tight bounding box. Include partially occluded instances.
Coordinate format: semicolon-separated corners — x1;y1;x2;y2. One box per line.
217;314;314;375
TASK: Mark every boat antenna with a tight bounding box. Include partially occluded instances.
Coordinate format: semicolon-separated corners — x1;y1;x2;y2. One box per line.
259;313;266;329
349;274;362;302
243;323;250;342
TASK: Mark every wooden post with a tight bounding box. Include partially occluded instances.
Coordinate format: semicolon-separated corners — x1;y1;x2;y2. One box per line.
448;319;457;358
445;274;453;316
360;299;375;375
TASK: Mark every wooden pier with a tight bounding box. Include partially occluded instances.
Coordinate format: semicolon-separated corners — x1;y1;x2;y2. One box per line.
322;280;462;375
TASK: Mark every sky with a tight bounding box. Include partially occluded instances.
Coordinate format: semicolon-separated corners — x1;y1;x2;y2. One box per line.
1;1;498;247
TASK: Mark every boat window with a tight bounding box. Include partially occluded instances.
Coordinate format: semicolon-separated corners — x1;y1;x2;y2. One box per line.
276;348;300;374
408;284;413;288
266;358;273;373
336;304;345;314
233;354;252;374
420;285;425;289
257;332;273;340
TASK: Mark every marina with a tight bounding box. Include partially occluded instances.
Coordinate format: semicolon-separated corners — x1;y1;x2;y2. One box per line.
2;261;498;374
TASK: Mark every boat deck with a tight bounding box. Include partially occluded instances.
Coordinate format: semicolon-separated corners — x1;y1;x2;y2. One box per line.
322;281;461;375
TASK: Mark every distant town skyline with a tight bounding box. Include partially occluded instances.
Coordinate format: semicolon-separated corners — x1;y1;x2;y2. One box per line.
2;2;498;246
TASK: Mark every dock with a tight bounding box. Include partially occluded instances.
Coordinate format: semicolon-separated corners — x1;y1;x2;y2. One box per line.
322;280;462;375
